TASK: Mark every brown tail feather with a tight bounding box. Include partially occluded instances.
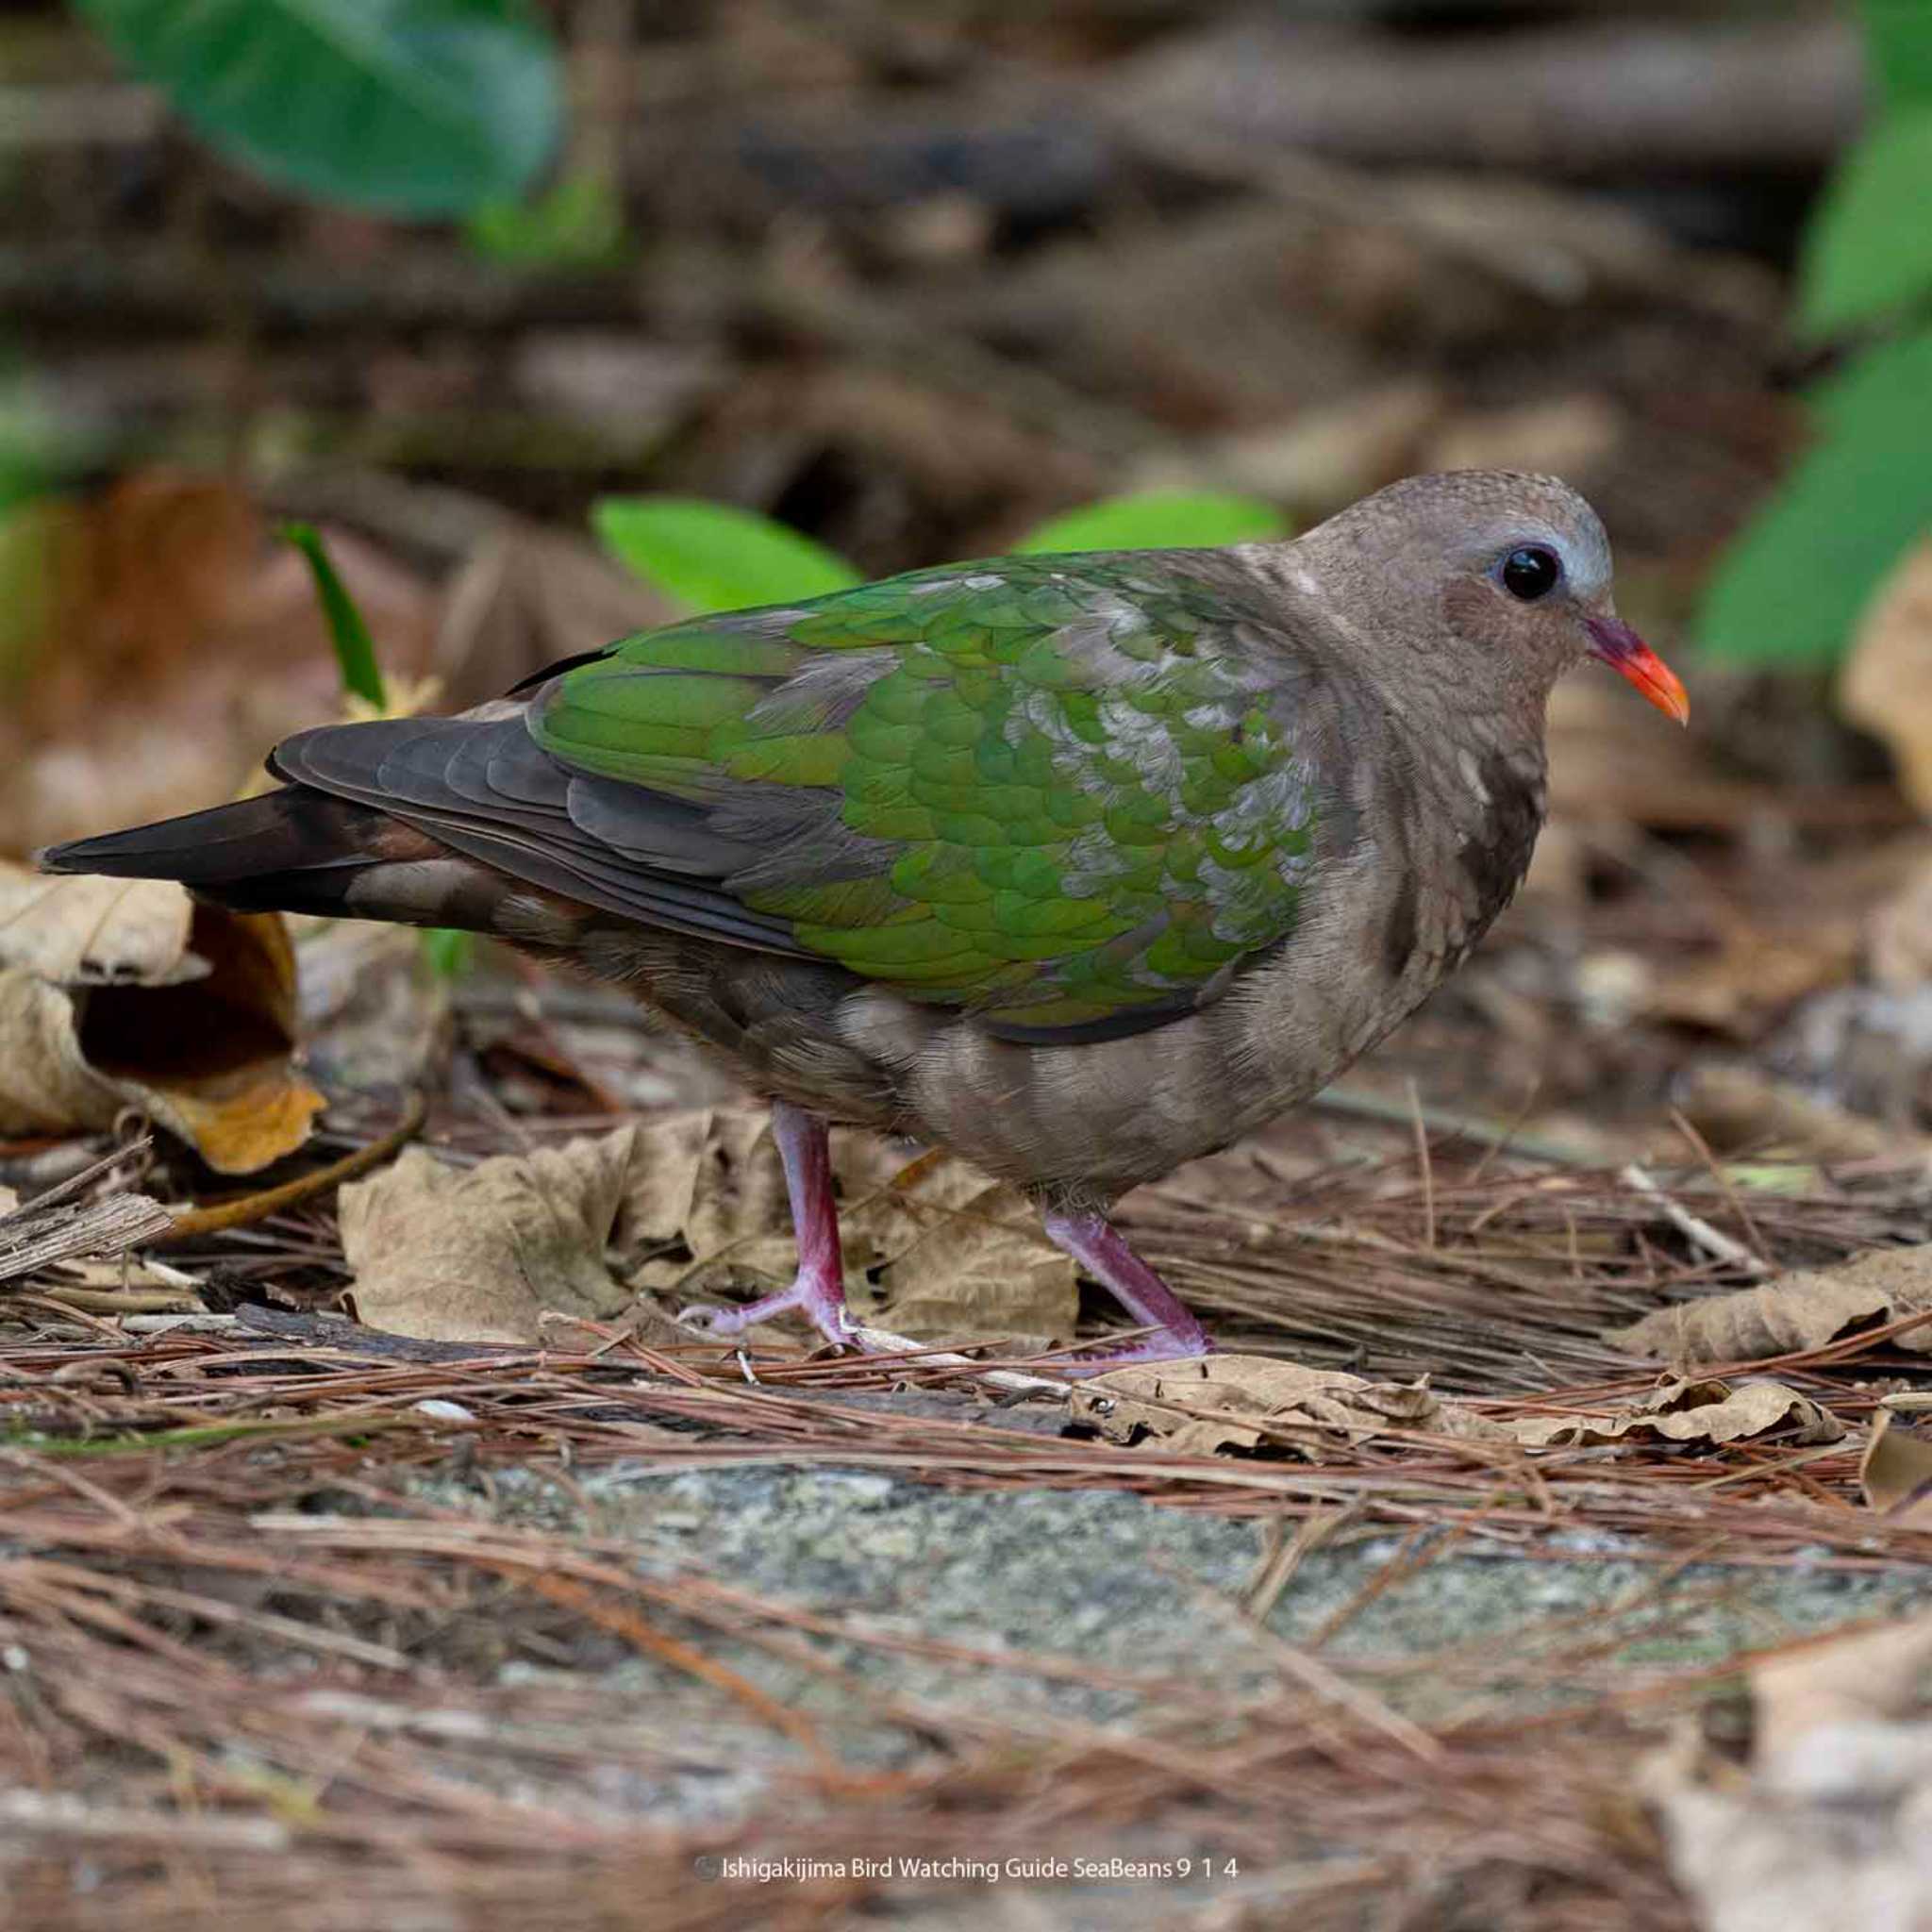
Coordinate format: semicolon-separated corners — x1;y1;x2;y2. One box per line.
37;788;525;934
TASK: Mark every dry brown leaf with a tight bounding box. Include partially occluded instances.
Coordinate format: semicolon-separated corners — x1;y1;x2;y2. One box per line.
1861;1411;1932;1528
0;867;322;1174
0;471;436;856
1071;1354;1515;1458
433;524;677;710
1507;1374;1844;1449
340;1131;644;1343
1678;1063;1907;1163
1842;537;1932;814
1869;854;1932;991
1637;925;1857;1038
1645;1616;1932;1931
620;1108;1075;1347
1607;1248;1932;1367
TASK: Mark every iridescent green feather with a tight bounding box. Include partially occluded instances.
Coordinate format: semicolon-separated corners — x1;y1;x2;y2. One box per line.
528;557;1318;1033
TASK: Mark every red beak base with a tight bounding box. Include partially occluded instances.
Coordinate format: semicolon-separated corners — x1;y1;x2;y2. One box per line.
1585;617;1689;725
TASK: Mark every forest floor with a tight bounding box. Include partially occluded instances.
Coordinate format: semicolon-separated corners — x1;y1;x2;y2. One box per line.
3;4;1928;1926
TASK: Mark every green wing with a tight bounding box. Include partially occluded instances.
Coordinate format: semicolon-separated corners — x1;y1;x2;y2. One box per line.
529;555;1320;1041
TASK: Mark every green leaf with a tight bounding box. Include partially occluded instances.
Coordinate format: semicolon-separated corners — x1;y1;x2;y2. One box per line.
1698;329;1932;666
420;927;475;978
467;171;627;269
73;0;562;218
1017;491;1291;555
282;522;386;708
1800;109;1932;336
1862;0;1932;111
594;497;862;615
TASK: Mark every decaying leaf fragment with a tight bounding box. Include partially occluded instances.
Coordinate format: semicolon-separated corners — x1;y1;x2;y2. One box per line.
1506;1374;1843;1449
1071;1355;1514;1457
1645;1615;1932;1932
1861;1411;1932;1529
340;1110;1076;1349
620;1107;1075;1348
0;867;322;1174
1607;1247;1932;1367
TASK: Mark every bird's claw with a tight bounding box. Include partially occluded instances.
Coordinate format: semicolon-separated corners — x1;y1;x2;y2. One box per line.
675;1274;859;1354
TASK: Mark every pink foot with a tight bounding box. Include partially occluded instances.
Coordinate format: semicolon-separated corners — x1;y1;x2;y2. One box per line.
676;1100;860;1352
677;1267;858;1349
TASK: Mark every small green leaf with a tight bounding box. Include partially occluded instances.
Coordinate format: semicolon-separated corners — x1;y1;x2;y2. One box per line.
421;927;475;978
1800;110;1932;336
1017;491;1291;556
282;522;386;708
1698;329;1932;666
467;172;627;269
594;497;862;615
73;0;562;218
1862;0;1932;111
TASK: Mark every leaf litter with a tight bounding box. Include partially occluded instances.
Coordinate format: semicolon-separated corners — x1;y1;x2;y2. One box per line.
0;1024;1925;1929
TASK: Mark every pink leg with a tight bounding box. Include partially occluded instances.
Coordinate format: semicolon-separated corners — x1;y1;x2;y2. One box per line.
678;1102;858;1349
1041;1209;1215;1374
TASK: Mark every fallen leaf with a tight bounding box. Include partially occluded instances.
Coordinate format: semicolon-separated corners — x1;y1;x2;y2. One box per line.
1637;924;1857;1039
340;1131;644;1344
345;1112;1076;1349
0;867;322;1174
0;471;436;856
1070;1354;1514;1458
1841;536;1932;814
1868;853;1932;991
1607;1249;1932;1367
620;1108;1075;1347
1644;1615;1932;1930
1677;1064;1907;1163
433;523;677;710
1506;1374;1843;1449
1861;1411;1932;1528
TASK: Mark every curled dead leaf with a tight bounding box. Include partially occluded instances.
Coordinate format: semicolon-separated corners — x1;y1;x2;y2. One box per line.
1506;1374;1843;1449
621;1108;1074;1348
1861;1411;1932;1529
1607;1248;1932;1368
0;866;322;1174
342;1111;1074;1350
1071;1354;1514;1458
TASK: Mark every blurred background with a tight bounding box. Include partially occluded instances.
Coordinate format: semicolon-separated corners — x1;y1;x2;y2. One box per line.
5;0;1932;1157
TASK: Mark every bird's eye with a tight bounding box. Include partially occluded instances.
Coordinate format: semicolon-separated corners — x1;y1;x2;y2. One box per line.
1499;545;1561;601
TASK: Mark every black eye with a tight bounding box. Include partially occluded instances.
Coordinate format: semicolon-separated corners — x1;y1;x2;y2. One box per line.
1500;545;1561;601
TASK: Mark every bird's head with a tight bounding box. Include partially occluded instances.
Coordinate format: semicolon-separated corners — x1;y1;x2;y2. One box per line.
1290;470;1689;726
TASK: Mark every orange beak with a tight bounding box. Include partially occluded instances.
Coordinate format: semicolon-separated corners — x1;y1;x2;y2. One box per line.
1585;616;1689;725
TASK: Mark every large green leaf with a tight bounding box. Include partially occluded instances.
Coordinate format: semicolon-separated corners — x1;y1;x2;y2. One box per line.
594;497;862;615
1699;329;1932;666
1862;0;1932;110
1800;110;1932;336
74;0;561;217
1018;491;1290;555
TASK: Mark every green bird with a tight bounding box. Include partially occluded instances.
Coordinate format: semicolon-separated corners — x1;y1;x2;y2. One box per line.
42;471;1687;1369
